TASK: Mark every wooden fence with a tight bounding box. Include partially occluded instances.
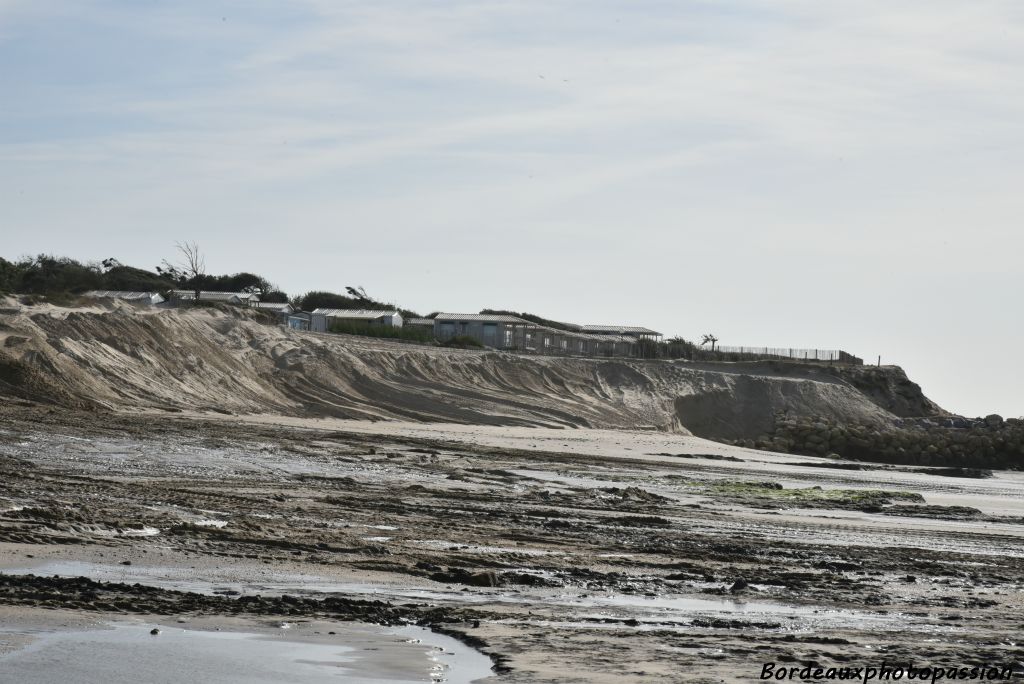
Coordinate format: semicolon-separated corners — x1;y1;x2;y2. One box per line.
699;346;863;365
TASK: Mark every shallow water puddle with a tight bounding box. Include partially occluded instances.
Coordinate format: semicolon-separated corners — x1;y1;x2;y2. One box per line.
0;621;494;684
566;592;899;627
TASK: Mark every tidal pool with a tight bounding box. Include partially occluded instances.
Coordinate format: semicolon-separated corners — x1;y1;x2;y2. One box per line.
0;620;495;683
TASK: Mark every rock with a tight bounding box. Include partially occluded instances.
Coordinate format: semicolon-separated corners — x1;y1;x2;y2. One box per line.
149;628;161;635
468;571;500;588
429;568;503;588
415;561;442;573
120;560;132;566
729;578;749;593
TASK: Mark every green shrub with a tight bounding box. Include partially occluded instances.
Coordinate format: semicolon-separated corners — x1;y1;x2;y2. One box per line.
16;255;102;294
101;265;175;292
300;289;419;318
328;321;433;344
0;254;289;305
441;335;484;349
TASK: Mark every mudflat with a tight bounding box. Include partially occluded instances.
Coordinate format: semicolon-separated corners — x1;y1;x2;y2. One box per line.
2;404;1023;682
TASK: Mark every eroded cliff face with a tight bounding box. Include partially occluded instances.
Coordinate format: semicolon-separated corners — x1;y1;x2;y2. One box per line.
0;301;937;437
830;364;946;418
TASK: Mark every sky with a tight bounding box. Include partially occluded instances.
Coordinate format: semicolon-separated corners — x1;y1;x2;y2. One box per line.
1;1;1022;418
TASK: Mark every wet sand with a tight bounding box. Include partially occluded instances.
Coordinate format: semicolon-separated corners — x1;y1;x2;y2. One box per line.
2;406;1024;682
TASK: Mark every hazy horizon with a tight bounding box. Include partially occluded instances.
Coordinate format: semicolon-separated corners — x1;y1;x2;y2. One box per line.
3;1;1022;418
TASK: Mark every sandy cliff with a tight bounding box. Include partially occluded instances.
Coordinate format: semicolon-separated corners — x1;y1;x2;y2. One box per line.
0;301;941;437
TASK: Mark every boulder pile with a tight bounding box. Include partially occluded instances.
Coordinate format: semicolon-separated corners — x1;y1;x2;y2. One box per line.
734;413;1024;469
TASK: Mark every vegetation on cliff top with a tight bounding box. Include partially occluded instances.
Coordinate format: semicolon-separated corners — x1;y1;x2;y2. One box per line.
0;254;288;303
298;286;420;318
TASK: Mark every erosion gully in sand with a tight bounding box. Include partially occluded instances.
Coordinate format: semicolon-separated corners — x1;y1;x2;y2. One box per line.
1;405;1023;682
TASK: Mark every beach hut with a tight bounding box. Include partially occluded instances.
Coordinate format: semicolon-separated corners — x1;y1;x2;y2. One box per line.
431;313;536;349
311;309;403;333
253;302;294;324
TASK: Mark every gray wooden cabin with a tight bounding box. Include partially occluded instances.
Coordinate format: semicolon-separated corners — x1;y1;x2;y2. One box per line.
310;309;403;333
431;313;638;357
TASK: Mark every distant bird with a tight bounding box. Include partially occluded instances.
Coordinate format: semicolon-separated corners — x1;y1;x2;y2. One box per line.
538;74;545;79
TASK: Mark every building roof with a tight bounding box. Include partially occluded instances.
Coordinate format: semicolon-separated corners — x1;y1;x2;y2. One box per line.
172;290;260;302
84;290;162;301
579;324;661;336
433;313;530;324
312;308;399;319
531;325;636;343
254;302;293;312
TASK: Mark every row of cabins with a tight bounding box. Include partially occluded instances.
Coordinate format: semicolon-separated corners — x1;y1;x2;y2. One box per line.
322;311;659;357
83;291;661;358
299;310;661;357
408;313;660;357
279;308;659;359
84;290;263;307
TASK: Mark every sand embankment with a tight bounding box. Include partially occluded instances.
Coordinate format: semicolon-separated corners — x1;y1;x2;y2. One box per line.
0;301;938;437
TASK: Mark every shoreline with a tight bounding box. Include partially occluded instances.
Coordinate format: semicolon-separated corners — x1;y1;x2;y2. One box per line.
2;406;1024;681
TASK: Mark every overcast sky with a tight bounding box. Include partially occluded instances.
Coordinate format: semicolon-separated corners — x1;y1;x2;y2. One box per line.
2;1;1022;418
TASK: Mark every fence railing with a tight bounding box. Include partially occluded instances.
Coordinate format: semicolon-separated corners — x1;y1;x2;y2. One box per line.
699;346;863;365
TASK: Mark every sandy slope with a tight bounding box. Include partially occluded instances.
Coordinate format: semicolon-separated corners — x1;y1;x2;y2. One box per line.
0;300;921;437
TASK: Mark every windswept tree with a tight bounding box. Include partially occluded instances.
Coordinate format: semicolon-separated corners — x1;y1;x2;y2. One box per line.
100;257;123;272
157;242;206;300
14;255;102;295
701;333;719;352
345;285;369;300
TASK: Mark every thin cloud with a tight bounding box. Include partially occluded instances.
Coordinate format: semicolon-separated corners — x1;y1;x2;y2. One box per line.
2;1;1023;415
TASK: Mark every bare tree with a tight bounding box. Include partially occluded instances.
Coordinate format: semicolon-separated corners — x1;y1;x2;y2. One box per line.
158;242;206;301
700;333;719;352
